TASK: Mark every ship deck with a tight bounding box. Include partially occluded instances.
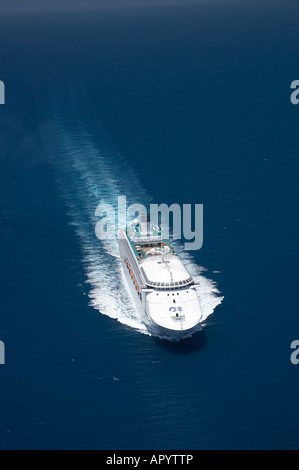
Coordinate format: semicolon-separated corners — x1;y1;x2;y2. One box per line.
126;229;177;262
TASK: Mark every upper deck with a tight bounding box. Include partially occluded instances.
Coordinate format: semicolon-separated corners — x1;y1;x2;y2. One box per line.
126;219;177;263
127;218;163;243
124;218;194;290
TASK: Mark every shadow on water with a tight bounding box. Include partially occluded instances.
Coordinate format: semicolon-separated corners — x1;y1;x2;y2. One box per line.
153;329;207;354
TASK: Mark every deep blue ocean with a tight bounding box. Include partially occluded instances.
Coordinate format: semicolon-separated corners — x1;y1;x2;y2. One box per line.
1;1;299;450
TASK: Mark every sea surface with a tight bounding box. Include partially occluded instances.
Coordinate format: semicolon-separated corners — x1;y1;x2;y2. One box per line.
0;1;299;450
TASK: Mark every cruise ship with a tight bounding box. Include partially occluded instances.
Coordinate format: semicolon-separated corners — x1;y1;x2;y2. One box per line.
119;216;203;340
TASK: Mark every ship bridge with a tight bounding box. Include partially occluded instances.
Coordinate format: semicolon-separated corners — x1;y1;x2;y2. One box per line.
140;256;193;290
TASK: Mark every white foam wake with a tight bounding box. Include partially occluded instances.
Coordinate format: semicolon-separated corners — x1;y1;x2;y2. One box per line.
41;81;223;339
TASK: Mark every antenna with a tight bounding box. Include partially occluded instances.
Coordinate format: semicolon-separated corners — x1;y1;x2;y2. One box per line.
161;245;173;281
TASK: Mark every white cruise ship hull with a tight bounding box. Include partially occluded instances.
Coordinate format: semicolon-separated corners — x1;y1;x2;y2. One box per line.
147;320;203;341
119;220;203;341
121;254;202;341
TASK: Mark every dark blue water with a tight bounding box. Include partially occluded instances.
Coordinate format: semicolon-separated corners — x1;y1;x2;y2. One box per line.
1;2;299;450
